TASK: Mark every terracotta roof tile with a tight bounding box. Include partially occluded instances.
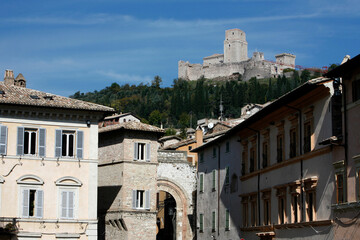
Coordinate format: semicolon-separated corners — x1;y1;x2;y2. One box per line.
99;121;164;134
0;82;114;112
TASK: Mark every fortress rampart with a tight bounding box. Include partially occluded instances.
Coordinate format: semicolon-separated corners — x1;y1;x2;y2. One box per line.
179;29;296;81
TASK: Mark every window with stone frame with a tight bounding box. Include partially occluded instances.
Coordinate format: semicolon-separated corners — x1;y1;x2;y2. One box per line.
241;140;248;176
289;128;298;158
289;181;301;223
333;160;345;204
250;194;257;226
276;121;285;163
303;107;314;154
277;134;284;163
261;129;270;168
275;185;287;224
261;189;271;226
249;147;256;173
288;114;299;159
225;166;230;186
241;196;249;227
249;136;257;172
304;177;317;222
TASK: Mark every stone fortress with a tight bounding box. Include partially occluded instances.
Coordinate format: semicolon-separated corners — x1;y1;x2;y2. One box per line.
178;28;296;81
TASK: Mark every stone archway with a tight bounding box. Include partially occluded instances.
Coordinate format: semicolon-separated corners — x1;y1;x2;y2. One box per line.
157;179;193;240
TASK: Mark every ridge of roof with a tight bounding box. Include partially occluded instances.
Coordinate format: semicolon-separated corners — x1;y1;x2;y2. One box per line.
99;121;164;134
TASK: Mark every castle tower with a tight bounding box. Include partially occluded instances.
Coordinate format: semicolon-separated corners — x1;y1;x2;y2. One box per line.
224;29;248;63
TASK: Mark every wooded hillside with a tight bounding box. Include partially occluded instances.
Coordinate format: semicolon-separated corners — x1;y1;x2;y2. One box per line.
70;70;319;129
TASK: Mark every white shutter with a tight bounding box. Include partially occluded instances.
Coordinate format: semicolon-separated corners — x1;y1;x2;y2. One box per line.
61;191;68;218
55;129;62;158
17;127;24;156
76;131;84;159
132;190;137;209
22;189;30;218
0;125;7;155
133;143;138;160
145;190;150;210
146;143;151;162
38;128;46;157
35;190;43;218
68;191;74;219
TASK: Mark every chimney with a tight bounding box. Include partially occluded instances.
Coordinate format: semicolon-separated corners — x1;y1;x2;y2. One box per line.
4;70;15;85
195;127;203;147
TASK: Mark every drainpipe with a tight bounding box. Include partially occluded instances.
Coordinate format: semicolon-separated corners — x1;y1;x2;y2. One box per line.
246;127;261;226
334;78;348;201
285;105;304;221
217;144;221;236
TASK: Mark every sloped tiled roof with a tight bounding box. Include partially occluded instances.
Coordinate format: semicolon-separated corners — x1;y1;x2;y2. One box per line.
0;81;114;112
99;121;164;134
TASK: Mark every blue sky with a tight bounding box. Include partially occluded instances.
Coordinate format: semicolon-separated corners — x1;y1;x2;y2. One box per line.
0;0;359;96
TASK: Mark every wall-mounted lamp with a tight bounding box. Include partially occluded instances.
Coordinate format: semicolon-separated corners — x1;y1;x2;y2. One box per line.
86;120;91;127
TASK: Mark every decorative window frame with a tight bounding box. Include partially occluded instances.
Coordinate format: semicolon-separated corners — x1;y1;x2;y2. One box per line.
288;114;299;159
240;195;249;227
304;177;317;222
261;188;271;226
289;180;301;223
276;121;285;163
333;160;346;204
261;129;270;169
249;193;258;226
303;106;314;153
55;177;82;220
241;140;248;176
17;175;44;219
275;184;287;224
249;135;257;172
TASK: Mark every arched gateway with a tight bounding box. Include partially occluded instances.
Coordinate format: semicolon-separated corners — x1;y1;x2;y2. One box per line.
157;150;197;240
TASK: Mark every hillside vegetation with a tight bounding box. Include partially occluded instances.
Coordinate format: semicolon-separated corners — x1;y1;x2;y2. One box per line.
70;70;319;129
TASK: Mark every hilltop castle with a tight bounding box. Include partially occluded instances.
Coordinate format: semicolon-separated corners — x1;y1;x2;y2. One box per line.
178;28;296;81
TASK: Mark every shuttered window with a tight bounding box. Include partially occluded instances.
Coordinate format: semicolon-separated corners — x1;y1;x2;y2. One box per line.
132;190;150;210
38;128;46;157
0;125;7;155
22;188;43;218
134;142;151;162
55;130;84;159
61;190;75;219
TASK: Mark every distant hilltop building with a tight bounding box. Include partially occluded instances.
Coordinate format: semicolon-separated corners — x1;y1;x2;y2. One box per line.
178;28;296;81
